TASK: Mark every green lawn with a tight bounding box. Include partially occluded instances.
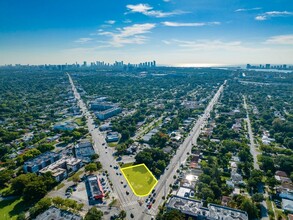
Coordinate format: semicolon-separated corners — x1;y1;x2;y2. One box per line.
121;162;135;168
56;183;65;190
121;164;157;197
0;197;30;220
0;185;10;194
67;170;83;182
74;118;84;126
108;142;118;147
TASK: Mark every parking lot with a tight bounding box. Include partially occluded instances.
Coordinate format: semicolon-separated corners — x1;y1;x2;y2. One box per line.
47;171;120;218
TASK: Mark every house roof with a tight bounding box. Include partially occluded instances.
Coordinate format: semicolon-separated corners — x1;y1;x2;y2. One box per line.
282;199;293;212
275;171;288;177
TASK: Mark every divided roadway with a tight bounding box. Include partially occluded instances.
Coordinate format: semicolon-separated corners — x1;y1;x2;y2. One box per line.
149;81;226;216
68;73;147;219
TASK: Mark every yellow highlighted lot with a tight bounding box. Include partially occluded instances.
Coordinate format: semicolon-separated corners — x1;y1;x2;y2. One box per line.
121;163;158;197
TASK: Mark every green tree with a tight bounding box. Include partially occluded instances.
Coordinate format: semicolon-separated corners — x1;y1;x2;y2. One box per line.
23;180;47;202
200;187;215;200
37;143;55;153
240;198;258;219
160;209;185;220
16;213;26;220
119;210;127;219
72;175;80;184
266;176;279;191
0;169;13;187
16;148;41;165
259;156;275;172
84;207;103;220
72;131;82;139
91;153;99;160
11;173;37;194
85;163;98;173
96;161;102;170
29;197;52;218
252;193;264;203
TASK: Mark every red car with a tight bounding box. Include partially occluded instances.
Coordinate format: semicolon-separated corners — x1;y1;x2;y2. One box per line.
147;203;152;209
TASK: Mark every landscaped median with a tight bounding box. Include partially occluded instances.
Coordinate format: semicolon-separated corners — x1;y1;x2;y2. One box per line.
121;163;158;197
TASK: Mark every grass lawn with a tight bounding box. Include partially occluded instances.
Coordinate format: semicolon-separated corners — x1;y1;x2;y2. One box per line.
108;142;118;147
121;164;157;197
74;117;84;126
266;199;275;219
0;185;11;194
56;183;65;190
67;170;83;182
0;197;31;220
121;162;135;168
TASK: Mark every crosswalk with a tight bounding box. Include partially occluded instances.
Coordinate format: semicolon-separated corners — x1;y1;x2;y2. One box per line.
121;200;138;208
147;208;156;216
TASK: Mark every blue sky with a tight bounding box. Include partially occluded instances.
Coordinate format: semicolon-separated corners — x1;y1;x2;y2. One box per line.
0;0;292;66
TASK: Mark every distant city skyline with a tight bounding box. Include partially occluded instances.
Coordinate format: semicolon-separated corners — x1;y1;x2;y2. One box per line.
0;0;292;65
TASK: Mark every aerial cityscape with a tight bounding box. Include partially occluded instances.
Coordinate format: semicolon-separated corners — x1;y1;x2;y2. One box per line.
0;0;292;220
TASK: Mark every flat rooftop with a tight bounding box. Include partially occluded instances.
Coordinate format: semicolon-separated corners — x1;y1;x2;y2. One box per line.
35;206;82;220
24;151;59;166
97;107;121;114
167;195;206;217
208;204;249;220
87;175;104;197
167;196;248;220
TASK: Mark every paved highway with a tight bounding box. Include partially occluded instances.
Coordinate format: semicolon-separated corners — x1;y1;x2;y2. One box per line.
67;73;148;219
149;81;226;216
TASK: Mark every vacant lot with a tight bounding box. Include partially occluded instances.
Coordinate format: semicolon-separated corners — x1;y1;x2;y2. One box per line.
121;164;157;197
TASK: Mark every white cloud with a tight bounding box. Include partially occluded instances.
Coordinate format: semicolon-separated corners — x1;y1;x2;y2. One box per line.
255;16;266;21
163;39;243;51
126;3;186;18
161;21;220;27
266;11;293;16
74;38;93;44
98;23;156;47
255;11;293;20
235;7;261;12
105;20;116;25
264;35;293;45
89;29;105;36
127;4;152;13
123;19;132;23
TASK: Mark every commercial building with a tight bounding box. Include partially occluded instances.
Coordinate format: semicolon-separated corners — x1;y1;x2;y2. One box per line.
208;204;249;220
86;175;105;200
23;151;61;173
99;124;113;131
106;132;120;142
39;157;83;182
166;195;248;220
53;122;77;131
74;139;95;162
95;107;121;120
34;206;82;220
90;98;121;120
166;196;208;218
90;101;115;111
